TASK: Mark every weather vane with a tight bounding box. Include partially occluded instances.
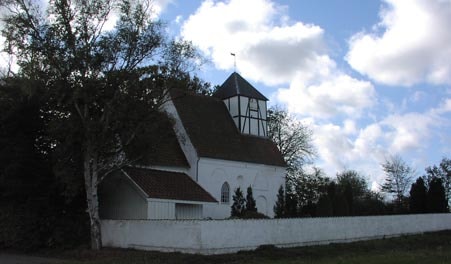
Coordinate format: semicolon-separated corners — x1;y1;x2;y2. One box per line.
230;52;236;72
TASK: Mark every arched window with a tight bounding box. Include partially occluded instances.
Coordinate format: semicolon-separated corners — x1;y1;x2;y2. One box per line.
221;182;230;204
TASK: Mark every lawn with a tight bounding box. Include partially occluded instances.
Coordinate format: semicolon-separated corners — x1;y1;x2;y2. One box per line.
44;231;451;264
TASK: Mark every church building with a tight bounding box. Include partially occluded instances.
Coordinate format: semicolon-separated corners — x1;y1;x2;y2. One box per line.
99;72;286;220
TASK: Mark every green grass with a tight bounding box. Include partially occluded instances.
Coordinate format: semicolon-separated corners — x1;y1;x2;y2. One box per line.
44;231;451;264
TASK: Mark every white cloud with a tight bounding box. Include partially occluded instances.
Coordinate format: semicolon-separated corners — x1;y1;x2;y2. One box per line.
380;98;451;153
181;0;326;86
151;0;173;17
312;97;451;180
346;0;451;86
434;98;451;114
277;73;375;118
311;120;387;181
381;113;437;153
343;119;357;135
182;0;376;119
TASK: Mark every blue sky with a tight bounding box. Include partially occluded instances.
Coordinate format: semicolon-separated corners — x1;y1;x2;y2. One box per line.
154;0;451;189
1;0;450;190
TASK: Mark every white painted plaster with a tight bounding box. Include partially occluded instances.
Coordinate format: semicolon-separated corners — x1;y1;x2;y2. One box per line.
197;158;285;219
101;214;451;255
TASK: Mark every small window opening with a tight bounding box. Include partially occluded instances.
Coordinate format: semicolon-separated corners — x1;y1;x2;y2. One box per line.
221;182;230;204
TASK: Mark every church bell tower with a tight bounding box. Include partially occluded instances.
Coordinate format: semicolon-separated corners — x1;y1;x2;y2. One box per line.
213;72;268;137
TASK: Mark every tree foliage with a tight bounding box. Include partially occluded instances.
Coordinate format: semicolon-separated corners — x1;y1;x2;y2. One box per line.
273;185;286;218
381;155;414;207
0;79;88;249
316;196;333;217
231;187;246;217
423;157;451;207
1;0;208;249
245;185;257;212
267;107;316;171
280;168;380;218
409;177;427;214
336;170;368;199
336;169;368;214
353;191;387;216
287;167;330;217
427;177;448;213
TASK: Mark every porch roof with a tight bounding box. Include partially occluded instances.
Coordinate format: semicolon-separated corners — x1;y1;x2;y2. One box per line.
124;167;217;203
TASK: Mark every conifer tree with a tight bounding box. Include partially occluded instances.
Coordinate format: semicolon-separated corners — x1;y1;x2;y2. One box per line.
274;185;285;218
231;187;246;217
427;177;448;213
245;186;257;212
409;177;427;213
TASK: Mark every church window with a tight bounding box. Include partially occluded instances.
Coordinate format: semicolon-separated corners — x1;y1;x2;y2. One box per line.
221;182;230;204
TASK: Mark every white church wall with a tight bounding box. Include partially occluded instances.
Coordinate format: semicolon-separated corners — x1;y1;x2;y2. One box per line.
99;173;147;220
102;213;451;255
197;158;285;219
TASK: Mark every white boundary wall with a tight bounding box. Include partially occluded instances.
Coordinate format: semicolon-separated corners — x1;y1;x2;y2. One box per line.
101;214;451;255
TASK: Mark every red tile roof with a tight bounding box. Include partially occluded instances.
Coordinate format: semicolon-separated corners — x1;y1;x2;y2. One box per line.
124;167;217;203
170;90;286;167
132;112;189;168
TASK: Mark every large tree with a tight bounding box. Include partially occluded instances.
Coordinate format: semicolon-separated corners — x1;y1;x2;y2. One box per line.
267;107;316;171
381;155;415;207
0;78;88;248
427;177;448;213
1;0;206;249
336;169;369;214
423;157;451;207
292;167;329;215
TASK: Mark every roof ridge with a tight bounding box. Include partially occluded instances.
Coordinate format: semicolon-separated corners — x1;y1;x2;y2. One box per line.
170;88;222;102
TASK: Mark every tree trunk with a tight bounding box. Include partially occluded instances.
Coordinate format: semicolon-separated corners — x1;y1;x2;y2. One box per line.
84;147;102;250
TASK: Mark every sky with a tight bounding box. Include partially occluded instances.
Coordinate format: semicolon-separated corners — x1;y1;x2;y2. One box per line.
2;0;450;190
